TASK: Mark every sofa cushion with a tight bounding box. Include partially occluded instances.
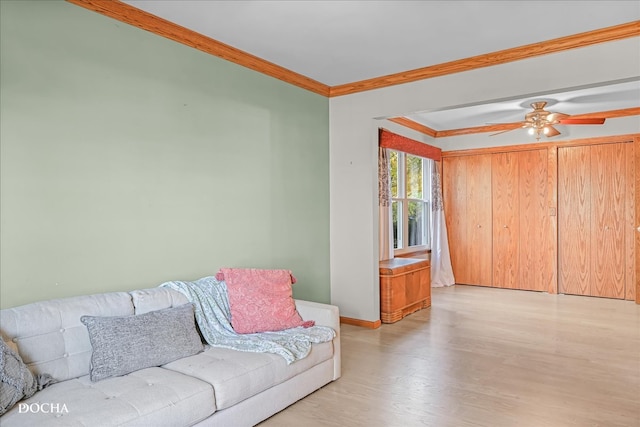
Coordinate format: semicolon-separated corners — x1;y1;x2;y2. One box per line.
162;341;333;410
0;292;133;382
81;304;204;382
129;287;190;315
0;367;215;427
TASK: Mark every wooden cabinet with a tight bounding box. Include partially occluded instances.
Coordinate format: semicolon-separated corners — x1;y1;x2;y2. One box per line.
558;143;633;299
379;258;431;323
443;154;492;286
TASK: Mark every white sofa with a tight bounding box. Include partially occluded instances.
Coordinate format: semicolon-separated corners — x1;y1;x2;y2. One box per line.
0;286;341;426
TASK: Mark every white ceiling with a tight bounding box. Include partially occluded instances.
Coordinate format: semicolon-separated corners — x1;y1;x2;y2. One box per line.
122;0;640;132
406;79;640;130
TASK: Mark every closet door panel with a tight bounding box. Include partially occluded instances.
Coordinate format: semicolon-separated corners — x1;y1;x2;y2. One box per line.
467;154;493;286
518;149;548;291
625;142;636;301
443;157;469;284
591;143;626;299
492;153;519;289
558;146;590;296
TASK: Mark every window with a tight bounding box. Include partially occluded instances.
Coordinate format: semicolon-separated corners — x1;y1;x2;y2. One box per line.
389;151;432;254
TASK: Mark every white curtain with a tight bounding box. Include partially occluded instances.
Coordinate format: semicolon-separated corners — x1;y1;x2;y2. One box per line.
378;147;393;261
430;160;455;287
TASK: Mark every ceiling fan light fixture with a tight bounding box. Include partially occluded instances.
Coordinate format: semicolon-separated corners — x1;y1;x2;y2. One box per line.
489;100;605;141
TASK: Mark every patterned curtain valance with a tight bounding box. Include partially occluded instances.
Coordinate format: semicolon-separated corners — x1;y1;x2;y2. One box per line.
379;128;442;161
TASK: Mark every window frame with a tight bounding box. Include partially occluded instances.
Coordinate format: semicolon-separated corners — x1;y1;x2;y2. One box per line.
390;150;431;256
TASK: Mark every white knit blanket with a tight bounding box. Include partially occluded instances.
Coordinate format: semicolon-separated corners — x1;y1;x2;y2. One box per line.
159;276;335;364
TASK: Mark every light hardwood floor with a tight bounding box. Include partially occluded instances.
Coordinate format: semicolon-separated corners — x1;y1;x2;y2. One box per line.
259;285;640;427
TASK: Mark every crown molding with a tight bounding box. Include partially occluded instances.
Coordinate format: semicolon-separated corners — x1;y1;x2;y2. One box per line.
387;118;437;138
66;1;638;100
66;0;640;104
330;21;640;97
441;133;638;157
66;0;331;96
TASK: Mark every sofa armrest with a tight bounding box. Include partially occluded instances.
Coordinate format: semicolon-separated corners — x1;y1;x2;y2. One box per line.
295;300;339;330
295;300;341;380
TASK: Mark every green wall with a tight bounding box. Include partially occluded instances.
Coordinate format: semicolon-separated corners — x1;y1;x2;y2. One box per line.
0;0;330;308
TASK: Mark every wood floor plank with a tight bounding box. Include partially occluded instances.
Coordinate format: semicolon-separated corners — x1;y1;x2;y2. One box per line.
259;286;640;427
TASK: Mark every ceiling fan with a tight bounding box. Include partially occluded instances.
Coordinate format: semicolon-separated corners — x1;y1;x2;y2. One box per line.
491;101;606;140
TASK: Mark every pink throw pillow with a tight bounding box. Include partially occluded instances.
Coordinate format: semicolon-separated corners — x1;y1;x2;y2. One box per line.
216;268;314;334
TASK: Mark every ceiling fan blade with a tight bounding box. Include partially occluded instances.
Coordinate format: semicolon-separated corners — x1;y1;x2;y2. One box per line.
545;125;560;137
485;122;526;125
546;112;569;123
558;118;606;125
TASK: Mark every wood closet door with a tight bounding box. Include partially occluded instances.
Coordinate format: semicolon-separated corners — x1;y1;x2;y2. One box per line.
558;146;590;296
591;144;626;298
558;143;628;299
492;152;519;289
443;155;492;286
466;154;493;286
518;149;549;292
492;150;548;291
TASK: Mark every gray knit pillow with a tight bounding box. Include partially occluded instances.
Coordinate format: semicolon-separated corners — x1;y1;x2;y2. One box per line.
0;339;38;415
81;303;203;382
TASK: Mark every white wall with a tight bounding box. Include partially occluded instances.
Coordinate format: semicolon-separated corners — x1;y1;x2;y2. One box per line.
329;37;640;321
